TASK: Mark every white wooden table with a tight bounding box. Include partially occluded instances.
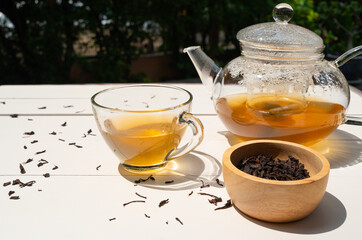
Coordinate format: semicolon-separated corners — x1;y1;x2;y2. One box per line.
1;84;361;240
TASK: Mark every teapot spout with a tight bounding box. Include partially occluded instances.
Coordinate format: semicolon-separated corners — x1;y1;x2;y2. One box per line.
183;46;221;92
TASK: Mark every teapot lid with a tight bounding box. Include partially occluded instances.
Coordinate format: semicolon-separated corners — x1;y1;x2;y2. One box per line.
237;3;324;52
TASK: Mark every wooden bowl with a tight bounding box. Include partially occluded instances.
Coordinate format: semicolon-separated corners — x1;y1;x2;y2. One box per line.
223;140;330;223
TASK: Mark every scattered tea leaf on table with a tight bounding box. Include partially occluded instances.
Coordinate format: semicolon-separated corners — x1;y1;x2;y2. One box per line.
159;199;169;207
200;180;210;189
37;159;48;167
19;180;36;188
19;164;26;174
24;131;35;135
175;217;183;225
3;181;11;187
214;200;232;211
134;175;155;184
35;150;46;155
123;200;146;207
24;158;33;164
198;192;222;205
216;178;224;186
135;192;147;199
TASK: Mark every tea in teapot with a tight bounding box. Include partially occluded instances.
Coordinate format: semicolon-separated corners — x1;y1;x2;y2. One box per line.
215;93;345;145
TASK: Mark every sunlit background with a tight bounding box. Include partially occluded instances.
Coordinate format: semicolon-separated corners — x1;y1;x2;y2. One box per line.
0;0;361;86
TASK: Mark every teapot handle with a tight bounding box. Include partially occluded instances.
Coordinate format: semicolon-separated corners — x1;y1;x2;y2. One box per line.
334;45;362;67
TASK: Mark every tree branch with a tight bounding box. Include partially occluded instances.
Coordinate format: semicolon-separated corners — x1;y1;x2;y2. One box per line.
333;18;351;35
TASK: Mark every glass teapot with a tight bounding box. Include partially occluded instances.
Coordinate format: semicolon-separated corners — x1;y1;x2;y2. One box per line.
184;3;362;145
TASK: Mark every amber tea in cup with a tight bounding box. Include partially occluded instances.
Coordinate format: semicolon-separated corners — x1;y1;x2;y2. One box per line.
103;114;187;167
91;85;204;173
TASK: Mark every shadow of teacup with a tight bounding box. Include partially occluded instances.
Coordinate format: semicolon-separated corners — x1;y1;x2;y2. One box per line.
218;129;362;169
235;192;346;234
118;150;223;191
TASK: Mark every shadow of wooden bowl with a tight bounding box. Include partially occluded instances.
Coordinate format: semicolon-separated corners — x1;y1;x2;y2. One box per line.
223;140;330;223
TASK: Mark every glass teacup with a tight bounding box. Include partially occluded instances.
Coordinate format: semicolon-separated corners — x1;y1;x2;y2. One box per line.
91;85;204;173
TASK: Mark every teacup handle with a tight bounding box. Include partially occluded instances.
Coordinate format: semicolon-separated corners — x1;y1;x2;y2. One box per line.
166;112;204;160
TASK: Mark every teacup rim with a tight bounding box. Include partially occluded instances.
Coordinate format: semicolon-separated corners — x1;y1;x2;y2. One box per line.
91;84;193;113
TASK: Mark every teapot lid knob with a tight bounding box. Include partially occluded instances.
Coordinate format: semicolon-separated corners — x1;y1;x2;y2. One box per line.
272;3;293;23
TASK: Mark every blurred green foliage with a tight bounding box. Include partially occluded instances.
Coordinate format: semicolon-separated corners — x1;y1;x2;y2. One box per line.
0;0;361;84
314;1;362;53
